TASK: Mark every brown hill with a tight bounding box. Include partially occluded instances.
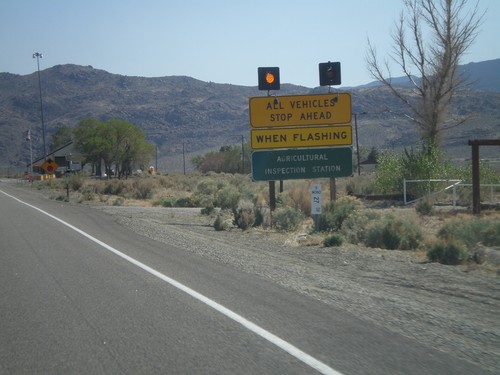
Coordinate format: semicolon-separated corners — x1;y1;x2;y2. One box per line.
1;63;499;173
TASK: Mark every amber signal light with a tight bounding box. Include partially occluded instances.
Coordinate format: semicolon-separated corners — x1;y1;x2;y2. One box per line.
258;67;280;91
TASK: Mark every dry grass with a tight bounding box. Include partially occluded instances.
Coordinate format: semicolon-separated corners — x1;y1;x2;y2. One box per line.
38;172;500;271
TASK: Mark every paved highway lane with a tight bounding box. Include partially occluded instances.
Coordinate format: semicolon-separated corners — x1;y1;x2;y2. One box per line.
0;182;494;374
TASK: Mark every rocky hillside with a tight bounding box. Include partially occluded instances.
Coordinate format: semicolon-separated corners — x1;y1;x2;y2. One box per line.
1;60;499;172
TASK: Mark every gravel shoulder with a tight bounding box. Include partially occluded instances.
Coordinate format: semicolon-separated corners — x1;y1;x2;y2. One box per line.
92;205;500;374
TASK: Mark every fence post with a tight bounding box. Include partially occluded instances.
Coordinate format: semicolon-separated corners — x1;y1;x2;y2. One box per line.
403;179;407;205
453;185;457;208
470;142;480;214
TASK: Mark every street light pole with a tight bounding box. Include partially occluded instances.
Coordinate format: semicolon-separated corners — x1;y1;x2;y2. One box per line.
354;113;361;175
33;52;47;159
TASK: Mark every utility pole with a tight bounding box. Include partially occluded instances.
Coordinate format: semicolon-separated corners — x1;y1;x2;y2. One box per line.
33;52;47;159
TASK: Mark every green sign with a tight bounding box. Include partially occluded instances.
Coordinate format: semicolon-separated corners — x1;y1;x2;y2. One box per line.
252;147;353;181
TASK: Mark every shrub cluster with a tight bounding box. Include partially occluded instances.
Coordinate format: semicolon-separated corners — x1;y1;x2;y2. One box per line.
427;240;468;265
69;173;84;191
132;178;156;199
233;200;256;230
364;213;422;250
216;186;240;210
324;234;343;247
437;217;500;247
318;196;360;232
213;215;228;231
273;207;304;232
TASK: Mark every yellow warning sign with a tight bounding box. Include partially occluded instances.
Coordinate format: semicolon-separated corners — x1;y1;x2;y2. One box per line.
249;93;351;128
251;125;352;149
41;158;59;175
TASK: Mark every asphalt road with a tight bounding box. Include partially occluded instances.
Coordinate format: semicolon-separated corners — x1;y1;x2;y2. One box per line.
0;180;493;374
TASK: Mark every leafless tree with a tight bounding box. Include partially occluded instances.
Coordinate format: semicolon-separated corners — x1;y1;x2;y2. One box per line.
366;0;484;148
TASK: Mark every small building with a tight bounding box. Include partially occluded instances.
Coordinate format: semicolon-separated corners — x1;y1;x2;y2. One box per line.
28;141;84;177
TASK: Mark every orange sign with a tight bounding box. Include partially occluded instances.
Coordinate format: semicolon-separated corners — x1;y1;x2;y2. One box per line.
41;158;59;175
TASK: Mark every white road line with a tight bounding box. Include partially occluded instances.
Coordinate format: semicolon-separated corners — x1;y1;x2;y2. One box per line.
1;189;343;375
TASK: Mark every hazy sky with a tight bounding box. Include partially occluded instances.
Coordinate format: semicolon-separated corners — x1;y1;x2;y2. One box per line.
1;0;498;87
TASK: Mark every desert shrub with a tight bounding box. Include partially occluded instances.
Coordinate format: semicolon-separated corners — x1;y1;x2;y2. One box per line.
155;196;177;207
201;205;215;215
54;194;67;202
324;234;343;247
415;198;435;216
104;179;127;195
112;197;125;206
69;173;84;191
213;215;228;231
319;197;360;232
158;177;170;188
254;206;271;228
233;200;255;230
175;196;196;207
275;191;287;209
79;186;95;201
365;213;422;250
427;240;468;265
340;210;380;244
216;186;240;210
132;178;155;199
273;207;304;232
437;217;500;247
288;183;312;216
196;179;219;195
193;179;218;207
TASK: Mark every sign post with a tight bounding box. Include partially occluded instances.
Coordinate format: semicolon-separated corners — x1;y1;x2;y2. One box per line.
311;184;322;232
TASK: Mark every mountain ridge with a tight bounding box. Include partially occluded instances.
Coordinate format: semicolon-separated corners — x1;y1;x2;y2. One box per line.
1;59;499;172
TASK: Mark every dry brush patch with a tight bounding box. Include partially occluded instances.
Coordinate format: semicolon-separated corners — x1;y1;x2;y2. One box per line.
39;172;500;273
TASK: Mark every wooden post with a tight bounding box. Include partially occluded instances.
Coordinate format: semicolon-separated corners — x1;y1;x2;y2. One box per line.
471;142;480;215
269;181;276;211
329;177;336;203
468;139;500;215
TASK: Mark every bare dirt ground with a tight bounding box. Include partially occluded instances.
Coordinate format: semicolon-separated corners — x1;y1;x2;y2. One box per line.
91;204;500;374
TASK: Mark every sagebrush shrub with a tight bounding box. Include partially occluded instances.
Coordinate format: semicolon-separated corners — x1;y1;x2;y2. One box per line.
273;207;304;232
133;178;155;199
233;200;255;230
213;215;228;231
104;179;126;195
69;173;84;191
427;240;468;265
216;186;240;210
415;198;435;216
340;210;380;244
201;205;215;215
438;217;500;247
287;183;312;216
365;213;422;250
319;196;360;232
324;234;343;247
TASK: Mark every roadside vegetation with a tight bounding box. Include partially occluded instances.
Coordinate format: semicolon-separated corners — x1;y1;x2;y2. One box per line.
34;159;500;272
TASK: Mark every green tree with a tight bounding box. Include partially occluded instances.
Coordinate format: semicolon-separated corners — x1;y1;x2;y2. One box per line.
73;118;154;178
192;142;251;174
73;118;104;175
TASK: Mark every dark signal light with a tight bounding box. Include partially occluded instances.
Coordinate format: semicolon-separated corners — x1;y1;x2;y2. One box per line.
319;61;341;86
258;67;280;91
